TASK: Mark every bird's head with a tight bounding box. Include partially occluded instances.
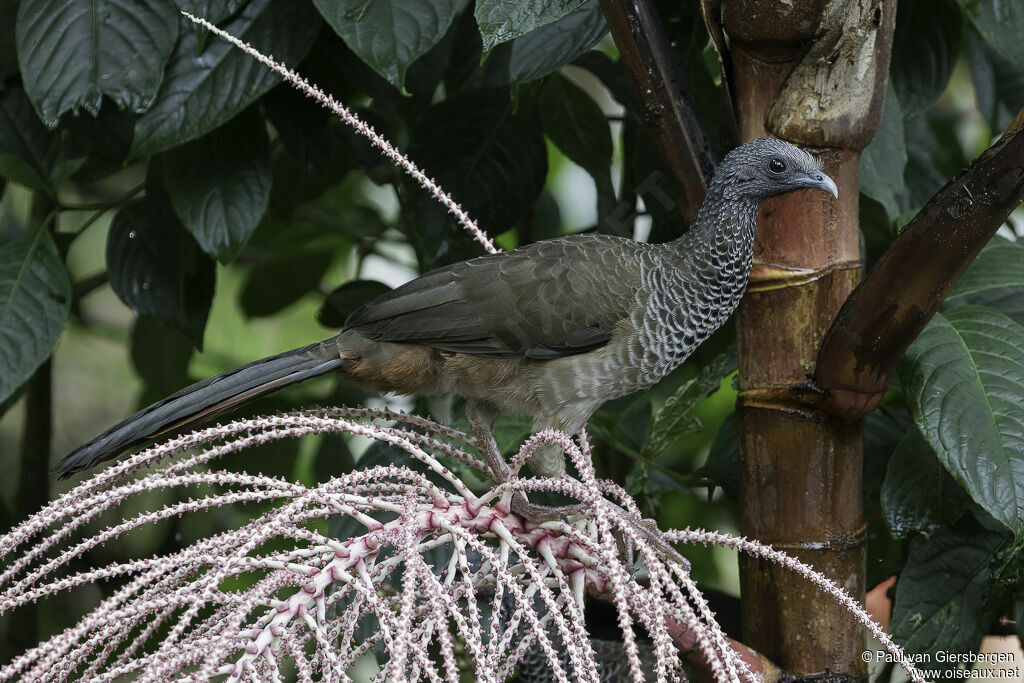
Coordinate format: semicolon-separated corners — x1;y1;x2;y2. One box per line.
713;137;838;202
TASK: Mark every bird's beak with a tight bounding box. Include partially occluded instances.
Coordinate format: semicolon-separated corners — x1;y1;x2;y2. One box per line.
803;171;838;199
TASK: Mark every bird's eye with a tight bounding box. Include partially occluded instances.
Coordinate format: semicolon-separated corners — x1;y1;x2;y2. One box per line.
768;158;787;173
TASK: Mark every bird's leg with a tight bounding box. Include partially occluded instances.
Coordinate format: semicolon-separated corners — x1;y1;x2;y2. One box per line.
465;402;586;523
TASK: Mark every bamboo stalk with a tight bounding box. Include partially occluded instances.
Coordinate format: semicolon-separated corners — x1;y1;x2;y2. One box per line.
724;0;895;673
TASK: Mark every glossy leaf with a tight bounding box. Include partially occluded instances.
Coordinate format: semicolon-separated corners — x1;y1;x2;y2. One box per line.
958;0;1024;72
162;110;271;263
890;0;961;118
899;306;1024;536
107;195;215;347
890;527;1004;662
956;285;1024;328
859;84;906;220
16;0;179;126
406;90;546;266
967;32;1024;133
880;426;967;538
314;0;467;91
538;73;612;189
131;0;320;158
506;1;607;84
176;0;249;24
700;412;738;499
947;236;1024;300
130;316;195;395
0;228;70;404
475;0;586;53
318;279;391;328
240;247;333;317
0;86;63;191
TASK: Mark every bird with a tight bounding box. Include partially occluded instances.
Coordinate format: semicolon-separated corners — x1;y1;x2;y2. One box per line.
56;138;837;508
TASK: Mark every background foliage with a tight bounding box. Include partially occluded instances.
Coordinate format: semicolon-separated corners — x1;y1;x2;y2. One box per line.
1;0;1023;675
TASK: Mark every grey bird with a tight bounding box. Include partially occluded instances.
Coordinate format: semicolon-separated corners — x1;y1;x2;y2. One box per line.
56;138;837;502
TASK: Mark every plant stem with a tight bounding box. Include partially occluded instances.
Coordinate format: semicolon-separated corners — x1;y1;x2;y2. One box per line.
598;0;715;223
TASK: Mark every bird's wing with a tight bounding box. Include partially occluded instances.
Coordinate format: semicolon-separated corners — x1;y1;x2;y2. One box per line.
345;235;646;359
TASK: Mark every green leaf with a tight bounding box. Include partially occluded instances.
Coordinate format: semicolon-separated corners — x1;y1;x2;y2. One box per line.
162;109;271;263
700;412;738;499
890;527;1004;663
899;306;1024;536
176;0;249;24
955;285;1024;328
0;228;70;404
958;0;1024;72
107;194;215;347
130;316;195;395
881;426;967;538
406;90;546;267
239;246;333;317
948;236;1024;300
645;347;736;457
130;0;320;159
890;0;962;118
966;31;1024;133
0;86;64;191
538;72;612;189
859;83;906;220
16;0;179;126
317;279;390;328
475;0;586;53
506;1;607;84
314;0;467;92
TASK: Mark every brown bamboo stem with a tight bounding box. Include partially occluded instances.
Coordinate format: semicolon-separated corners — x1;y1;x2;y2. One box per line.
724;0;895;674
817;110;1024;419
598;0;715;222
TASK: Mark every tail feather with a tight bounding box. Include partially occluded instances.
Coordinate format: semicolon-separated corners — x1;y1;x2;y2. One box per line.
55;339;342;478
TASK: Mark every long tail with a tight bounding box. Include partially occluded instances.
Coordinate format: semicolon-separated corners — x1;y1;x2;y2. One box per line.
55;338;342;478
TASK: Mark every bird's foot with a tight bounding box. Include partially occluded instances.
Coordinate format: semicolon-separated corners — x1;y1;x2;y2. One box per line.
510;494;588;523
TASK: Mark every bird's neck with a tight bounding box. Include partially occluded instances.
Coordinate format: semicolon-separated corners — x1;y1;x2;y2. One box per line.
670;191;760;259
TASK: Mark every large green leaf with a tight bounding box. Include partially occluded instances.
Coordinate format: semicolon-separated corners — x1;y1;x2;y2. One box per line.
130;0;320;158
16;0;179;126
130;316;195;396
880;426;967;538
406;90;546;267
890;0;962;118
948;236;1024;300
899;306;1024;536
700;412;738;499
966;32;1024;133
0;228;71;404
314;0;466;92
239;246;334;317
177;0;250;24
162;110;271;263
475;0;586;53
538;72;613;211
318;279;390;328
958;0;1024;72
0;86;64;192
858;84;906;220
506;1;607;84
107;194;215;347
890;527;1004;663
956;285;1024;328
